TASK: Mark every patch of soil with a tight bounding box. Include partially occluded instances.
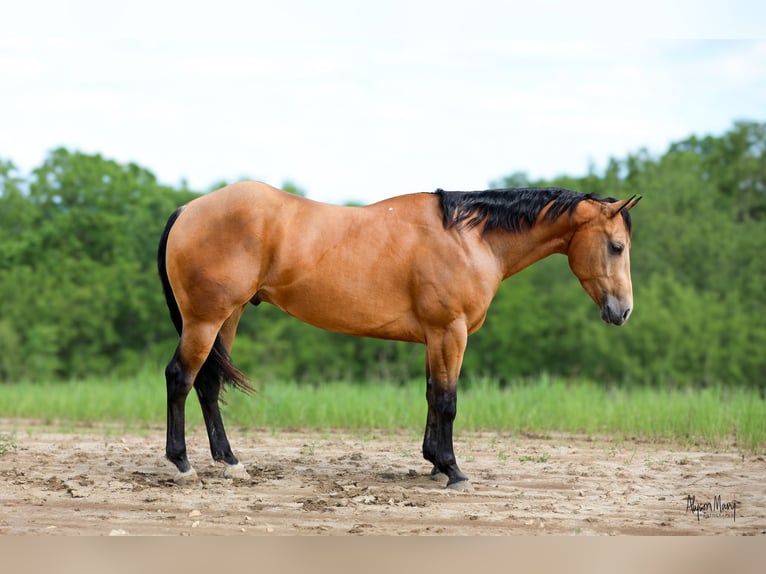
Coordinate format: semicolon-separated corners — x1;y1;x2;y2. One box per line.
1;420;764;535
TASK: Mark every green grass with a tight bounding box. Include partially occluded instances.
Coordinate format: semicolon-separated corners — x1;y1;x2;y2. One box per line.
0;371;763;452
519;453;550;463
0;432;17;456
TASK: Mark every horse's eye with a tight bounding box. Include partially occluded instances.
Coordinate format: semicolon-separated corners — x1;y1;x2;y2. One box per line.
609;242;624;255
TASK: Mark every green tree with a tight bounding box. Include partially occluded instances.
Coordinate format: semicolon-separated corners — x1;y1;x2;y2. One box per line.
1;122;764;388
0;149;195;380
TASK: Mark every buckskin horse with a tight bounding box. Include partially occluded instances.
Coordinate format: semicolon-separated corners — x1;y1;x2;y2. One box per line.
157;181;640;491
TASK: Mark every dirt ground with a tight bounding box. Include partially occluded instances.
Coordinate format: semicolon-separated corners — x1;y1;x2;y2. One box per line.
1;419;764;535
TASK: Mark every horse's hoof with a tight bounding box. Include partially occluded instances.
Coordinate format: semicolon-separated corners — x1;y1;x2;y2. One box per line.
224;462;250;480
446;480;473;492
173;467;199;485
430;467;448;482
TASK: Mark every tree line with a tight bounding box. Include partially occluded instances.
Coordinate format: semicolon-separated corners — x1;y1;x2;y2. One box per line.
1;121;764;388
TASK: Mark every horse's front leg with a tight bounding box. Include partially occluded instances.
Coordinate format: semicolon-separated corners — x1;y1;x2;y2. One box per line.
422;367;447;481
423;322;472;491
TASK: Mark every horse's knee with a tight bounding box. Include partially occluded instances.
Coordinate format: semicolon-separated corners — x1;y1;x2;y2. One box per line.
434;390;457;420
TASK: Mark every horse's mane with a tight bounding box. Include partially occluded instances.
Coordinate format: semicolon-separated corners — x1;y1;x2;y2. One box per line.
434;187;631;235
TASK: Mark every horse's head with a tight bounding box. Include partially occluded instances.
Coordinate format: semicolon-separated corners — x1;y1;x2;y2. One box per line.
567;196;641;326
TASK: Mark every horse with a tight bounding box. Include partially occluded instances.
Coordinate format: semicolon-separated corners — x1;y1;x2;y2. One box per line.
157;181;641;491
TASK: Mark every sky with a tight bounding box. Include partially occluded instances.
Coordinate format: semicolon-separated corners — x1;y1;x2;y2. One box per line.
2;0;765;204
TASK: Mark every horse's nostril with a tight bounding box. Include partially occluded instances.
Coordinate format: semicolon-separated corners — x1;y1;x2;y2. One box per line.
622;307;632;321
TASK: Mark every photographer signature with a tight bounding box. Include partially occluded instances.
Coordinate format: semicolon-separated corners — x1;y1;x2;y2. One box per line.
685;494;737;521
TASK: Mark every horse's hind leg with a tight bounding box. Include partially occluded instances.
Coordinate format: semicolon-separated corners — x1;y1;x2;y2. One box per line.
194;372;248;479
165;346;198;483
194;305;249;480
165;320;221;483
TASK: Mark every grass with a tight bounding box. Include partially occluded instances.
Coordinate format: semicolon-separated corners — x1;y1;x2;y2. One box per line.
0;432;17;456
519;453;550;463
0;370;763;452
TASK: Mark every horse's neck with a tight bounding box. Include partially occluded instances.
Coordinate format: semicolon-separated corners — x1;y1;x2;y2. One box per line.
487;217;577;280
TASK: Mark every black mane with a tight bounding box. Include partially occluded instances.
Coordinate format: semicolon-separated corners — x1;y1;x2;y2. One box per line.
434;187;631;235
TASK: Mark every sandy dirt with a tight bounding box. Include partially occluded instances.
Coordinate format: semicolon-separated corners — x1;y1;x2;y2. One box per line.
1;419;764;535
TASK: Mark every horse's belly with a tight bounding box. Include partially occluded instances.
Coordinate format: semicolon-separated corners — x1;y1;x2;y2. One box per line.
259;282;423;343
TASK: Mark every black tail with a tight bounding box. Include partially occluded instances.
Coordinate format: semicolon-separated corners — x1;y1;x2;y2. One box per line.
157;208;184;336
157;207;254;395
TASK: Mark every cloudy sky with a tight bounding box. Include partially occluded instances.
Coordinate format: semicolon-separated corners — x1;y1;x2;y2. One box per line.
2;0;765;204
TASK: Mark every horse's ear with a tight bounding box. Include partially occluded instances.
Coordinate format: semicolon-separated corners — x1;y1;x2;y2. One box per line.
625;195;642;210
609;195;642;218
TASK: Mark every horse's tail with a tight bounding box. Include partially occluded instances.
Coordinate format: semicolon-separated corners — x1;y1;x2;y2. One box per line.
157;207;184;336
157;207;254;395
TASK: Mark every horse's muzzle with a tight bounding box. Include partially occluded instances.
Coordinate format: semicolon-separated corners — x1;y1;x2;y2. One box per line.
601;295;632;326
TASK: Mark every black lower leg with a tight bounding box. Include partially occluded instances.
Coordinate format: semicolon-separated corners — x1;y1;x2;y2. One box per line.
433;390;468;486
422;379;439;467
165;353;192;473
195;375;238;465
